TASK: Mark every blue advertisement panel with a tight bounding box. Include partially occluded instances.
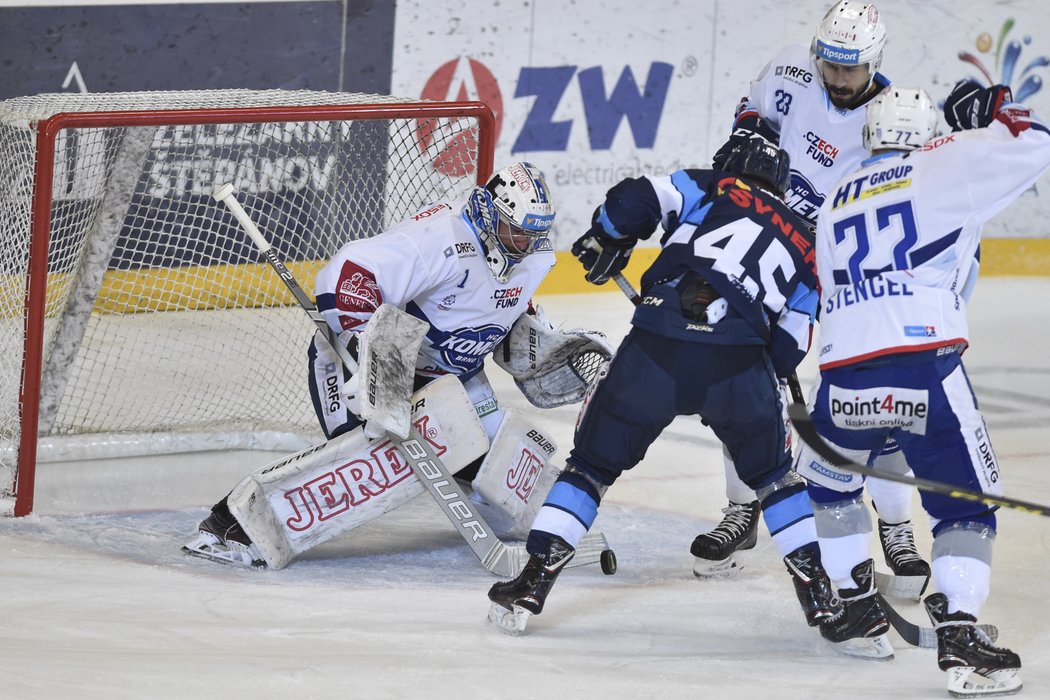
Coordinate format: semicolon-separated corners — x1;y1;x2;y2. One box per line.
0;1;395;98
1;2;401;276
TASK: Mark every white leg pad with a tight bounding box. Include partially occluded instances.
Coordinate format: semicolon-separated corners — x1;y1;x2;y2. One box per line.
229;376;489;568
470;409;560;539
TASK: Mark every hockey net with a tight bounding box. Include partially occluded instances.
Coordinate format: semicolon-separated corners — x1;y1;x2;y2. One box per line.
0;90;495;516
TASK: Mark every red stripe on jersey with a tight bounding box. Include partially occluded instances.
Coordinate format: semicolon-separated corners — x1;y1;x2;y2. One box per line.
996;106;1032;137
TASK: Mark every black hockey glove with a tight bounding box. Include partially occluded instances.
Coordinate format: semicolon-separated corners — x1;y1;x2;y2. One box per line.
571;226;634;285
711;114;780;171
944;80;1013;131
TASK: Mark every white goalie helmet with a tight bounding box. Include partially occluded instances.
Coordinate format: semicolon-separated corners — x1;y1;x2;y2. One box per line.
465;161;556;282
812;1;887;78
863;87;938;152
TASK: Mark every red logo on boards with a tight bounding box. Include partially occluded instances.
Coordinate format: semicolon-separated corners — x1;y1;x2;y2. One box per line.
419;58;504;177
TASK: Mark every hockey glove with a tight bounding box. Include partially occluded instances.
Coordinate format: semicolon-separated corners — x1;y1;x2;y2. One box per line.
341;371;365;419
340;372;386;440
571;226;634;285
336;331;385;440
711;114;780;171
944;80;1013;131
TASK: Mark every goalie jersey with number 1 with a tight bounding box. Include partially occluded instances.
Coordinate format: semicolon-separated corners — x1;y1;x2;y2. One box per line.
184;162;613;570
310;171;555;440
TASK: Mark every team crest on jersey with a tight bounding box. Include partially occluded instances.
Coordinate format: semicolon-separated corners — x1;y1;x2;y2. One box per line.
436;324;506;372
335;261;382;313
438;294;457;311
783;172;824;227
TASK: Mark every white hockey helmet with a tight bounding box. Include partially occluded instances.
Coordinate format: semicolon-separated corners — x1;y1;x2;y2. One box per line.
812;1;887;78
863;87;937;152
466;161;555;281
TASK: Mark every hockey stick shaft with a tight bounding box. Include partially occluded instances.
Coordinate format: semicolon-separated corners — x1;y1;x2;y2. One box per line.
212;183;360;375
789;404;1050;517
611;272;641;304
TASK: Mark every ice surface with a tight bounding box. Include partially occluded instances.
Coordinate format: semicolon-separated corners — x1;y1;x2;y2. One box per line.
2;279;1048;699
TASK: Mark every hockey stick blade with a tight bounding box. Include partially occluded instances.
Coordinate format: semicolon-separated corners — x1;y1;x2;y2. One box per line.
873;570;928;602
877;592;999;648
788;404;1050;517
396;424;518;578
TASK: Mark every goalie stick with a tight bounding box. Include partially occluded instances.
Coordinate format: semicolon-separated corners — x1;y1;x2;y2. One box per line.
213;183;615;578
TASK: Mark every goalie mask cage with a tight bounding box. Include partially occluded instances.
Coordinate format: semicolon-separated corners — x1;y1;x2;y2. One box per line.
0;90;496;517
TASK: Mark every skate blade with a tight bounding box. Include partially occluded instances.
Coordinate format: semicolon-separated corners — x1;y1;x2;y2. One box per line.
946;666;1022;697
487;602;531;636
830;633;895;660
874;571;930;601
182;534;265;568
692;554;742;578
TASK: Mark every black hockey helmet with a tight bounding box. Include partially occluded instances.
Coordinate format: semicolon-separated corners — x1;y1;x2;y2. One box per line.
722;135;792;198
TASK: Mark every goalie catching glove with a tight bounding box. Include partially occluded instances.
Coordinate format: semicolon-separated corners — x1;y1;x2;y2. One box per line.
494;306;613;408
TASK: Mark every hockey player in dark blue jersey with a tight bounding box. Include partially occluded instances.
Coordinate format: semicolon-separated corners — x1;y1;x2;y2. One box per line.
486;137;840;636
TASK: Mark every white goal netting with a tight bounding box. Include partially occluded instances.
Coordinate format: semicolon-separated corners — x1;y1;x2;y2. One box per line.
0;89;493;515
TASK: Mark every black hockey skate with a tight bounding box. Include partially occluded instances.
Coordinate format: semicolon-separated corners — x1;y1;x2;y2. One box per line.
182;499;265;568
487;535;575;635
819;559;893;659
877;519;931;600
925;593;1022;697
783;543;841;627
691;500;759;576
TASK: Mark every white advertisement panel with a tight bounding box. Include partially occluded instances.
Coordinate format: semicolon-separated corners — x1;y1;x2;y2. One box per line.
392;0;1050;248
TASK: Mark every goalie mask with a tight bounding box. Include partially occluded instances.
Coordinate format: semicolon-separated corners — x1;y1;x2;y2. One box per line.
812;1;887;109
863;87;937;152
465;162;556;282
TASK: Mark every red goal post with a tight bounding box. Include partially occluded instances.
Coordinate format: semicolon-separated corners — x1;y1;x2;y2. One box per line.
0;90;496;516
